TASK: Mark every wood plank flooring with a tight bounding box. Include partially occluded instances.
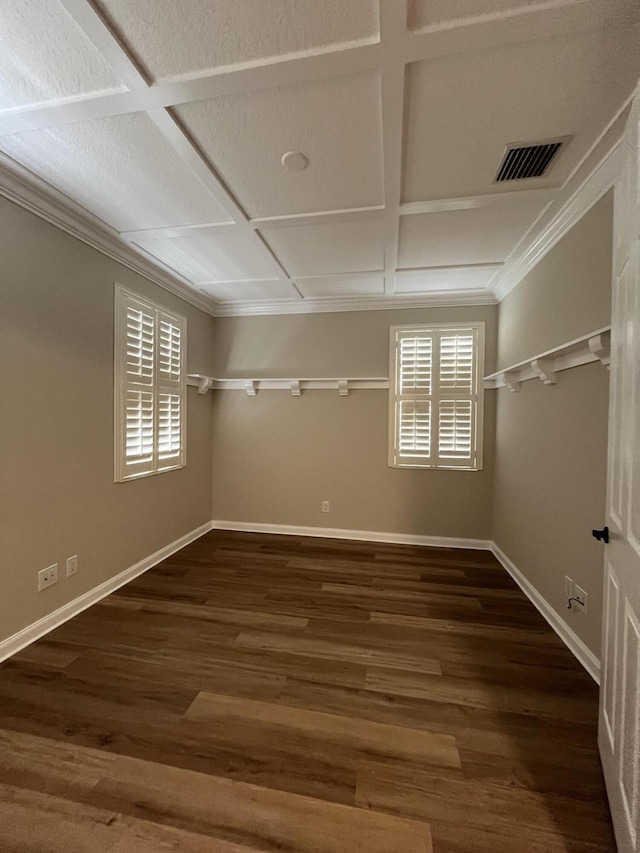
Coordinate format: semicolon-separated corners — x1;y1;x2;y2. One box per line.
0;530;614;852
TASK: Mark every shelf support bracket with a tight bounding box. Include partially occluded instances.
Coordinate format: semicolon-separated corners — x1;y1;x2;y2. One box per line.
531;357;557;385
503;371;521;393
290;380;301;396
588;333;611;370
197;377;212;395
338;380;349;396
244;381;257;397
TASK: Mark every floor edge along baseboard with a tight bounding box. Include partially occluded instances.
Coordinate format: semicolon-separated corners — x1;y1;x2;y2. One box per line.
0;520;601;685
210;519;492;550
0;521;214;663
490;541;601;684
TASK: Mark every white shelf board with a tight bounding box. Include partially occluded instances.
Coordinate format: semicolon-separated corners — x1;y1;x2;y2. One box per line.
484;326;611;391
187;374;389;395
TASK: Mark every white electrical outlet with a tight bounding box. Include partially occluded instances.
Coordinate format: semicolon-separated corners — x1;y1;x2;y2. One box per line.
574;584;589;615
38;564;58;591
322;501;330;512
564;576;574;597
66;555;78;577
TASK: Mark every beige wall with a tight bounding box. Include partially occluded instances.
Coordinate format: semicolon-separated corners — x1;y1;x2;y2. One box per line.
211;306;497;539
492;191;613;655
0;197;214;643
498;191;613;367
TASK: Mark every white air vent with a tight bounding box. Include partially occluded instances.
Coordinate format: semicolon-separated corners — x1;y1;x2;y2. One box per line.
494;137;570;182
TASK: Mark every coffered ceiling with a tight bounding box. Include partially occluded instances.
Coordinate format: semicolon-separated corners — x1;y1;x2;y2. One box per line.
1;0;639;315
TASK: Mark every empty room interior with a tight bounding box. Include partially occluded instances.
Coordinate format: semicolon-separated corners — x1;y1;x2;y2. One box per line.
2;1;640;851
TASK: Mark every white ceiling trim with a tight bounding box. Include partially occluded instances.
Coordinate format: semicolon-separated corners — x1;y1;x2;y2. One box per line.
404;0;631;62
56;0;149;90
0;0;624;137
0;42;383;135
0;152;220;316
493;139;623;300
212;290;498;317
54;0;301;304
399;188;557;215
379;0;407;296
491;95;633;301
2;0;637;317
120;206;387;242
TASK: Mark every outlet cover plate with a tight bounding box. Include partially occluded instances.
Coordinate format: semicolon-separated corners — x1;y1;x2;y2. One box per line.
38;564;58;591
66;555;78;577
574;584;589;615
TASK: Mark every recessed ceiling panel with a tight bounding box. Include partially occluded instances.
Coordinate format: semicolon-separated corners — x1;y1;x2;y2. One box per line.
407;0;562;30
296;275;385;298
0;112;230;231
395;267;500;293
0;0;124;112
175;73;384;218
262;220;385;276
398;198;546;268
95;0;379;82
135;232;282;283
200;280;297;302
403;25;640;201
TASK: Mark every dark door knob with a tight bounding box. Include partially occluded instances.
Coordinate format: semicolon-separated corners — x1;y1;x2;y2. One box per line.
592;526;609;544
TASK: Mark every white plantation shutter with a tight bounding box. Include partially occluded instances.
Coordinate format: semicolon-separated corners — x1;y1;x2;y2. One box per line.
115;286;186;481
157;314;184;469
390;324;484;469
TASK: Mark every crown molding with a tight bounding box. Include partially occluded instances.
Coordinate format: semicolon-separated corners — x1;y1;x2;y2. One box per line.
0;153;220;317
212;290;498;317
492;141;622;301
491;91;635;301
0;153;494;319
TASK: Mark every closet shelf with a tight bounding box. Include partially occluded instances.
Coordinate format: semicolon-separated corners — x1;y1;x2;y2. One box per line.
483;326;611;391
187;375;389;396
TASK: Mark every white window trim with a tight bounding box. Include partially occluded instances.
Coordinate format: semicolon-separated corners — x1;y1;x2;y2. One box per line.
114;284;187;482
388;321;485;471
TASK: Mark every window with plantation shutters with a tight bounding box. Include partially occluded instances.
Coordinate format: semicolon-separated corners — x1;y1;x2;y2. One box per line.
389;323;484;470
114;285;186;482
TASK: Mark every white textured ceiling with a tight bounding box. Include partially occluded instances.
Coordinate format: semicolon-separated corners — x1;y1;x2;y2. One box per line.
94;0;379;82
0;0;638;314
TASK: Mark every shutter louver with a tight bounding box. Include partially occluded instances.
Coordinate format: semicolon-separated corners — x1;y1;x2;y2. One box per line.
115;287;186;481
400;337;432;393
158;392;182;463
125;389;154;462
399;401;431;457
438;399;473;460
126;307;154;382
159;319;181;381
439;335;474;391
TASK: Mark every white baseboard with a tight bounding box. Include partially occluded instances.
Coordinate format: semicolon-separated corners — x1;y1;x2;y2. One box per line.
490;541;601;684
1;519;600;687
210;519;492;551
0;521;213;663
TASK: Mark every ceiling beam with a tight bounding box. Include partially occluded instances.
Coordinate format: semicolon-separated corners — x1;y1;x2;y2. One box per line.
2;0;627;139
53;0;297;296
379;0;409;295
0;41;382;136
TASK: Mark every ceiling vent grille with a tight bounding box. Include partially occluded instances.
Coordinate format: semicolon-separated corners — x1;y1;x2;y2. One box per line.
494;138;567;182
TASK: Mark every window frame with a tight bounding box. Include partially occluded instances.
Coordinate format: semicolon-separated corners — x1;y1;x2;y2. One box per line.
114;284;187;483
388;321;485;471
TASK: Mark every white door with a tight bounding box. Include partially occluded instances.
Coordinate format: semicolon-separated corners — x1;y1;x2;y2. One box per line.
599;86;640;853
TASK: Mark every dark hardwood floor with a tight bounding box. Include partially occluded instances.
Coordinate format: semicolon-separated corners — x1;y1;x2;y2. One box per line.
0;530;614;852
